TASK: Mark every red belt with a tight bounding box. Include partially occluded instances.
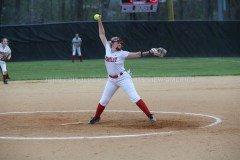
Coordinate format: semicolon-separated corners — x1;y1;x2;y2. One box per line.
109;72;123;79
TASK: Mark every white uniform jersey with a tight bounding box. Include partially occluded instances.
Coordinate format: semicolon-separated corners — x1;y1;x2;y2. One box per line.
0;43;11;60
72;37;82;47
0;43;11;73
105;42;129;76
0;43;11;53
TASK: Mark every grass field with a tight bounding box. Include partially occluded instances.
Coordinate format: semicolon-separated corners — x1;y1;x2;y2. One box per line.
6;57;240;81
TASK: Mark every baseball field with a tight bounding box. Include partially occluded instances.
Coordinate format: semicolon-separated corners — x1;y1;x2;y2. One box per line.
1;57;240;160
5;57;240;80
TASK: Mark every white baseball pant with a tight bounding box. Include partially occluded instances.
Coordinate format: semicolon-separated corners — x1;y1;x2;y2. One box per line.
99;72;141;106
0;60;7;74
72;46;81;56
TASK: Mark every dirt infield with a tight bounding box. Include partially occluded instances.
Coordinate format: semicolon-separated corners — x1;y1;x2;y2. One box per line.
0;111;214;138
0;76;240;160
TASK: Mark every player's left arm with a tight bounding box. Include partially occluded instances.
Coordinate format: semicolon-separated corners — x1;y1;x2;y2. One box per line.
127;48;167;59
127;52;142;58
127;51;155;58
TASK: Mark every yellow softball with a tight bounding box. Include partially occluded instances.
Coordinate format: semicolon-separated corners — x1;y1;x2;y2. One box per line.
94;14;100;21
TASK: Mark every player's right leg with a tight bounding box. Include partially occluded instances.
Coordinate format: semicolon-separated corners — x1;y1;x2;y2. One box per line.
89;79;119;124
0;61;8;84
2;72;7;84
118;74;156;123
72;47;76;62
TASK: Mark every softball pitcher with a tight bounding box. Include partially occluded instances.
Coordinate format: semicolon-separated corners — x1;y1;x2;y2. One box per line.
0;38;11;84
89;16;167;124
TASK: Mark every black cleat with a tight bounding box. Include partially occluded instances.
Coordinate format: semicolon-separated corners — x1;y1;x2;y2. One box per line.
148;113;156;123
3;80;8;84
88;117;100;124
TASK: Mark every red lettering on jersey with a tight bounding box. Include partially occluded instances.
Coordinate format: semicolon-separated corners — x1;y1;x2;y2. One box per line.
105;56;117;62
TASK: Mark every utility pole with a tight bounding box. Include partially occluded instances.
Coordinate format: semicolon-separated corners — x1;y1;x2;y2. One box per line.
0;0;3;25
167;0;174;21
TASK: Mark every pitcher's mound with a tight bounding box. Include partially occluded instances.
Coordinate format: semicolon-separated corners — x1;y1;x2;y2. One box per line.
0;111;214;137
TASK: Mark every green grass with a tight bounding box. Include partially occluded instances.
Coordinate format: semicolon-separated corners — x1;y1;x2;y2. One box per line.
6;57;240;81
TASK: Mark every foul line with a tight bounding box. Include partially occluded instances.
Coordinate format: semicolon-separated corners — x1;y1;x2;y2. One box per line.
0;110;222;141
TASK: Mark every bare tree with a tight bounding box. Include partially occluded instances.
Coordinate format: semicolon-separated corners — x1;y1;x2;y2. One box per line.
70;0;75;20
61;0;66;20
15;0;20;23
50;0;53;20
100;0;110;19
179;0;184;19
234;0;240;19
26;0;31;23
29;0;34;23
204;0;214;20
75;0;83;21
0;0;3;25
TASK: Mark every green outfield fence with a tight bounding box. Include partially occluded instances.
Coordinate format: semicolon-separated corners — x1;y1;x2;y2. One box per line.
0;21;240;61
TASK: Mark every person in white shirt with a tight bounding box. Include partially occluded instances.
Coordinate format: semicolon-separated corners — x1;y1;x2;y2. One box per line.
89;16;165;124
0;38;11;84
71;33;83;62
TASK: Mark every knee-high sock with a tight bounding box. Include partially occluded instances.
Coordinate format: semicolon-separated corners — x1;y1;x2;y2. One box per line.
3;75;7;81
136;99;151;117
94;103;105;118
79;56;83;62
71;55;74;62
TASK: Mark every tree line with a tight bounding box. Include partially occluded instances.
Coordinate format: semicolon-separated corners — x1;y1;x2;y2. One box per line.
0;0;239;25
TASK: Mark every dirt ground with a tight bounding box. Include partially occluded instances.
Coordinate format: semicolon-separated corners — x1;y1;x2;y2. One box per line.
0;76;240;160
